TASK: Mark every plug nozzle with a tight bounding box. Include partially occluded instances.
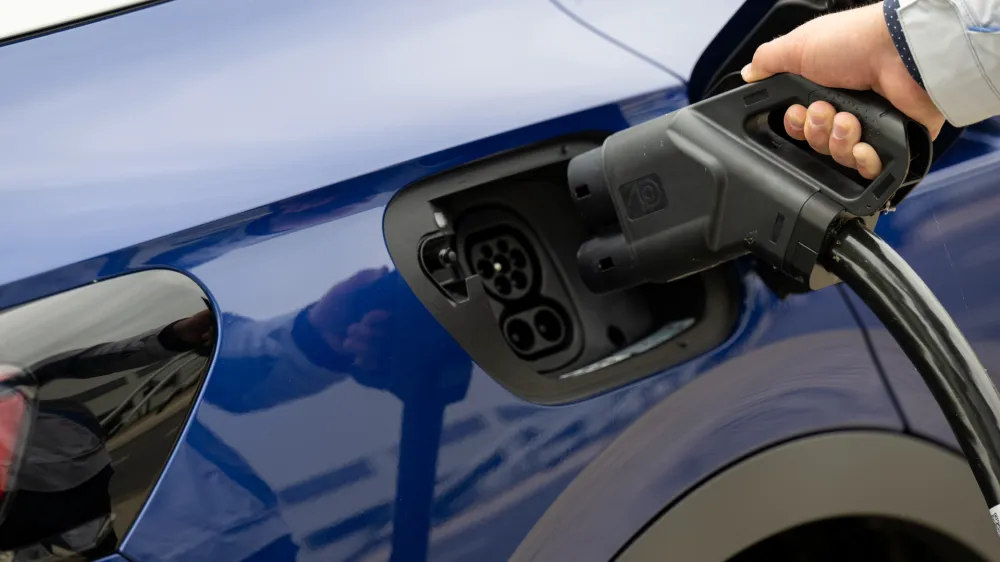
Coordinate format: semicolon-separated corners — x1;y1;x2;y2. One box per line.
567;148;618;232
576;233;641;294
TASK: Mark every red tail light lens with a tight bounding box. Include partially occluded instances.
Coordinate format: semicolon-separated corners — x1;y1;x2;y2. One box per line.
0;366;34;504
0;393;28;496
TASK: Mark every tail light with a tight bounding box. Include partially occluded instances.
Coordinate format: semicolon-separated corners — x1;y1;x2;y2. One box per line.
0;365;36;519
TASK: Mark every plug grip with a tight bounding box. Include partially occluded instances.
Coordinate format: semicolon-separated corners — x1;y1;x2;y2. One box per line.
700;73;932;214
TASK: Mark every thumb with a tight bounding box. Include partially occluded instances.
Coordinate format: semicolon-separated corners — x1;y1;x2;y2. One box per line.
742;34;804;82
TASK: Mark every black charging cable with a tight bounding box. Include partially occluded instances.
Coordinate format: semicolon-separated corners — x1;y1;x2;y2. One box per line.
822;219;1000;516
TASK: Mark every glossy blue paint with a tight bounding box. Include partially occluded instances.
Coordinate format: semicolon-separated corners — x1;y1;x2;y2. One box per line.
845;119;1000;451
102;99;684;562
0;88;903;561
120;204;900;562
126;218;898;562
0;0;682;287
0;1;932;560
551;0;744;78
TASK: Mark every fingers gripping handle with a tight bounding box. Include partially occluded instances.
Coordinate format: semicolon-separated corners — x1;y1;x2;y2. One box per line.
698;73;933;214
809;85;931;208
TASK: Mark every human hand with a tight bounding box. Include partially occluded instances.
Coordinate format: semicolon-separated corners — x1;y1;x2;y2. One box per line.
340;309;391;372
308;266;393;372
741;3;944;179
170;309;214;346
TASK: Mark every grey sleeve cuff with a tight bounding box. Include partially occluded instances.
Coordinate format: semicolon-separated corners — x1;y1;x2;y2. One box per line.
895;0;1000;126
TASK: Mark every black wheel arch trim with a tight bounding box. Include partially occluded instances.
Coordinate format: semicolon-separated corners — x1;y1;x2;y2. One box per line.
613;431;1000;561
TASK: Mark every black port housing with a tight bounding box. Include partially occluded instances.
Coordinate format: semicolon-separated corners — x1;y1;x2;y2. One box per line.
384;138;741;404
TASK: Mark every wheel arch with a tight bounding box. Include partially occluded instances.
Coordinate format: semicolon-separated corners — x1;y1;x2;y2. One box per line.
615;431;1000;561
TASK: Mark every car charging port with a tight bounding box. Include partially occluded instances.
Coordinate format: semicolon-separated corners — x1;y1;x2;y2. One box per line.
452;207;584;372
384;138;741;404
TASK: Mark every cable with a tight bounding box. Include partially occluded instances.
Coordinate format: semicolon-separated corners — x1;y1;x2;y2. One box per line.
821;219;1000;511
836;283;910;430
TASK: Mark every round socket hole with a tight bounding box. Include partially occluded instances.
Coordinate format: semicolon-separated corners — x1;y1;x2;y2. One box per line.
493;254;510;274
510;249;527;269
497;239;510;253
511;271;528;290
476;260;495;280
607;325;627;349
534;309;563;343
480;245;494;258
506;319;535;352
494;276;512;296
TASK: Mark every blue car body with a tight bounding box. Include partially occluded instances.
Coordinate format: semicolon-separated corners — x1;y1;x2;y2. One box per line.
3;0;1000;560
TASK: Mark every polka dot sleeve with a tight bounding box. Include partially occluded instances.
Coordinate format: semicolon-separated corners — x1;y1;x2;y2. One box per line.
884;0;926;88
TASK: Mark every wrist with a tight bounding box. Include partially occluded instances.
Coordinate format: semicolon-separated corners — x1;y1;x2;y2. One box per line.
867;3;895;77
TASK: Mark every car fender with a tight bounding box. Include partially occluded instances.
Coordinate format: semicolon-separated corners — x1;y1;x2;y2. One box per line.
617;432;1000;561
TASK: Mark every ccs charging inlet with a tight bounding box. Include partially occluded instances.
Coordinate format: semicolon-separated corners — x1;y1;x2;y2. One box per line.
567;72;1000;532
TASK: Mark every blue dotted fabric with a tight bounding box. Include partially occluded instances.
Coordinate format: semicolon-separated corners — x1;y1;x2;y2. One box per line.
884;0;926;88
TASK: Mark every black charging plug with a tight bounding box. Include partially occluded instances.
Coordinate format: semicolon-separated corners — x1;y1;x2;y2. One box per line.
568;73;932;294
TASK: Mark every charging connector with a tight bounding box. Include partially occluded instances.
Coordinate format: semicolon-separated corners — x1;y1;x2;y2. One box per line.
567;73;1000;531
569;73;931;293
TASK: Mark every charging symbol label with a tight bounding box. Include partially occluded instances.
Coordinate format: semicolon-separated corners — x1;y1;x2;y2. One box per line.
620;174;667;220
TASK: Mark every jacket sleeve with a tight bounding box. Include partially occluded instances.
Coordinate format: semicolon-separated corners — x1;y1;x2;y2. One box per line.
203;308;354;414
887;0;1000;126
